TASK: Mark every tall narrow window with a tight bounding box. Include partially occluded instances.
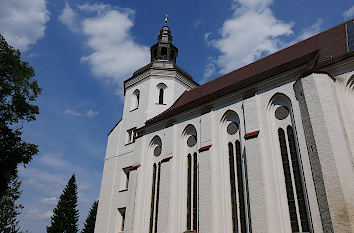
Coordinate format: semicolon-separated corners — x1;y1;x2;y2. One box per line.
120;168;130;191
159;88;164;104
156;83;167;105
131;89;140;110
126;128;136;144
287;126;310;232
118;208;126;232
187;154;192;230
193;152;198;230
236;140;247;233
273;100;311;233
149;163;162;233
186;153;198;231
149;164;157;233
278;128;299;232
154;163;161;233
183;126;198;232
224;117;250;233
228;143;238;232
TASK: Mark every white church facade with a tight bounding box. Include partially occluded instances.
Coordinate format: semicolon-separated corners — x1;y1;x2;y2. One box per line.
95;19;354;233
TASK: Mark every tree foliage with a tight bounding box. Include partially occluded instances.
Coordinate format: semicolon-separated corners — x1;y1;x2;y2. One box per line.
0;34;41;197
81;200;98;233
0;177;23;233
47;174;79;233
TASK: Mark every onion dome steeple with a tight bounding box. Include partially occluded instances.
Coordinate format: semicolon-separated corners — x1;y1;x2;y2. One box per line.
150;22;178;63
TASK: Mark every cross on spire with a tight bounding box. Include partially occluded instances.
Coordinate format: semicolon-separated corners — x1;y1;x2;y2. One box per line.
164;13;168;25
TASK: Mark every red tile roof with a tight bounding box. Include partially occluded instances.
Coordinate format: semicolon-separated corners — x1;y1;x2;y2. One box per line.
146;19;353;126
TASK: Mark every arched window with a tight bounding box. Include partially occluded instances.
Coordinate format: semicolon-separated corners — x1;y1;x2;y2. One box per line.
221;110;250;233
182;125;198;232
269;94;311;232
159;88;164;104
131;89;140;110
156;83;167;105
148;136;162;233
161;47;167;59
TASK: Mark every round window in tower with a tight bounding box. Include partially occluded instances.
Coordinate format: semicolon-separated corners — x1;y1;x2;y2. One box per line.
187;135;197;147
154;145;162;157
275;106;290;120
227;122;239;135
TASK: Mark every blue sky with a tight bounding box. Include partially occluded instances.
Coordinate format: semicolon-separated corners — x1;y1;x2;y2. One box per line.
0;0;353;232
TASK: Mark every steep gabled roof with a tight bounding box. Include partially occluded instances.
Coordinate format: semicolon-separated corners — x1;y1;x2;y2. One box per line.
146;19;353;126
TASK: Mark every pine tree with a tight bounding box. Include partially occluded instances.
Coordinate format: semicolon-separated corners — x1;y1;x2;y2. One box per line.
81;200;98;233
47;174;79;233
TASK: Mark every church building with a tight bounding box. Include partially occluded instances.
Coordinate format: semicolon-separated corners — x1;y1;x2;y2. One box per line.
95;19;354;233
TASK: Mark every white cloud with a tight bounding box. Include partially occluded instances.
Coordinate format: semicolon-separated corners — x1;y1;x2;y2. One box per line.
193;19;203;28
0;0;50;51
39;197;57;205
206;0;293;74
25;209;53;221
65;108;83;116
293;19;322;42
19;167;67;186
80;6;149;85
58;2;79;33
202;59;216;83
343;5;354;19
65;108;100;118
39;153;69;168
58;3;149;89
204;32;212;45
77;3;109;13
86;109;99;118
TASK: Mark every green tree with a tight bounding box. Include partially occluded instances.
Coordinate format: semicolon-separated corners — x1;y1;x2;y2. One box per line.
47;175;79;233
0;34;41;197
0;177;23;233
81;200;98;233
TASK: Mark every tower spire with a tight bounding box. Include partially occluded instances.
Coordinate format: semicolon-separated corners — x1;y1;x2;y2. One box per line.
150;22;178;63
164;13;168;25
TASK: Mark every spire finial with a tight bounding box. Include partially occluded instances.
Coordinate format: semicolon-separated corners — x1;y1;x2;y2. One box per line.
164;13;168;25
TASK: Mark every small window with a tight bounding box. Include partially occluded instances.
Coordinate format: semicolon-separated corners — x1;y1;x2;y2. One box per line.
156;83;167;105
159;88;164;104
120;168;130;191
126;128;136;144
131;90;140;110
161;47;167;59
118;207;126;232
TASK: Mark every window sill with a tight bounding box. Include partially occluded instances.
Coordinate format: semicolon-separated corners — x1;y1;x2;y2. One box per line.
125;141;135;146
130;107;138;112
155;103;167;105
119;188;128;193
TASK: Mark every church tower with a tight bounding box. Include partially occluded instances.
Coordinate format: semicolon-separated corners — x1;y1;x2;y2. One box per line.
94;23;198;233
122;24;199;128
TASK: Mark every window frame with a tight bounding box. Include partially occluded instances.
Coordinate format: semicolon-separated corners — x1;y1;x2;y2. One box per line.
126;128;136;145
